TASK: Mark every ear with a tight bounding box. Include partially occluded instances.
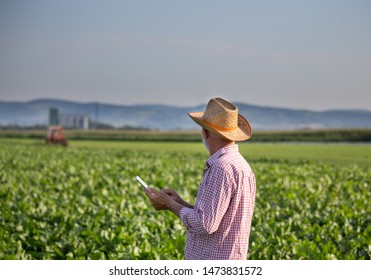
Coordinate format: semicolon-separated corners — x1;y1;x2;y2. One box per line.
203;128;210;139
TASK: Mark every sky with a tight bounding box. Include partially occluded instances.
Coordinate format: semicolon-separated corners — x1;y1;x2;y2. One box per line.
0;0;370;111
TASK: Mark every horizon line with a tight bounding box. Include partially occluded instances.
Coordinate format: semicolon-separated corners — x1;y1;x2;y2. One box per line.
0;97;370;113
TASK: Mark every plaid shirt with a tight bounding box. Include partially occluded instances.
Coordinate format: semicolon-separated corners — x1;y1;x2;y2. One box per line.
180;144;256;260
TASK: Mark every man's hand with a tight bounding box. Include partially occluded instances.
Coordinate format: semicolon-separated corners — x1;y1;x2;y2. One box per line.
144;187;172;211
144;187;184;217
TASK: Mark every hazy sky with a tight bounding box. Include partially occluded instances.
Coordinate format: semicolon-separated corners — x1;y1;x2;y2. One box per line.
0;0;370;110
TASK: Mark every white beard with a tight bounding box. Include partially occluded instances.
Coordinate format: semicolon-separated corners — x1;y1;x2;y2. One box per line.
201;129;209;153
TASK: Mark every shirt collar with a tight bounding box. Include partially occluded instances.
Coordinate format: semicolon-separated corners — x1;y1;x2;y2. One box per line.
206;144;239;167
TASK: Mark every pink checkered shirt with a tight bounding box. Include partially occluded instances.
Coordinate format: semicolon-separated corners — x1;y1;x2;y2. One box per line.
180;144;256;260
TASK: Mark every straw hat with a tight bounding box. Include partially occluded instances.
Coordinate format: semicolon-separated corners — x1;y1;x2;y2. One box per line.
188;97;252;141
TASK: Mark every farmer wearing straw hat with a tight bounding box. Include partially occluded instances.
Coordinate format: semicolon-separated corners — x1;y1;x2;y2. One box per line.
145;97;256;260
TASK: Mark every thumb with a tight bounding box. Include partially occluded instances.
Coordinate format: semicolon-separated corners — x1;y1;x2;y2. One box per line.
161;189;174;195
144;187;155;197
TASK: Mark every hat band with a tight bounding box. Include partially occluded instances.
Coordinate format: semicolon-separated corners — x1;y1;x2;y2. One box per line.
203;119;238;132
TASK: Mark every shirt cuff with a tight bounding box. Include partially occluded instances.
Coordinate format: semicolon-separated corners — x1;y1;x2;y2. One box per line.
180;207;193;229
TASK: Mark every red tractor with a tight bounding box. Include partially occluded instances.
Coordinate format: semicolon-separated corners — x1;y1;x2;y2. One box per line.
45;126;68;147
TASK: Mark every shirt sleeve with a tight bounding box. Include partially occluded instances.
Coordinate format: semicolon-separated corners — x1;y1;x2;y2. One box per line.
179;164;234;235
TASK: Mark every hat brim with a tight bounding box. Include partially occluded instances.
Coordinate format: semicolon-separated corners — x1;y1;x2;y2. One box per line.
188;112;252;141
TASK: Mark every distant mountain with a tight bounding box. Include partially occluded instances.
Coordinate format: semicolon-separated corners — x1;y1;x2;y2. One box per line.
1;98;371;130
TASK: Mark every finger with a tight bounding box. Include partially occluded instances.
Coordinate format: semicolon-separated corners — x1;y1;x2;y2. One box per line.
147;187;157;197
143;187;151;197
161;190;172;196
144;187;155;198
161;189;174;195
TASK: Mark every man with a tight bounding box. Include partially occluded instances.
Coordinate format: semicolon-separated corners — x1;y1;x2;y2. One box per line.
144;97;256;260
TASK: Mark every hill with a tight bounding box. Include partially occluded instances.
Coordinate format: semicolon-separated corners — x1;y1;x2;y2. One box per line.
1;98;371;130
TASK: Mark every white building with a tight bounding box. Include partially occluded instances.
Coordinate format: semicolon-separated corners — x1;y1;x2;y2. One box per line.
59;114;89;130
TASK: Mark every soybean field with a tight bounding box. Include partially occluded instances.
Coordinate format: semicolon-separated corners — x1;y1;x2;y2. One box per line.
0;139;370;259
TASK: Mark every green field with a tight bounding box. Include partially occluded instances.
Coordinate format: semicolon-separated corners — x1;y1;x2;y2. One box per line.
1;128;371;142
0;138;370;259
2;137;370;167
